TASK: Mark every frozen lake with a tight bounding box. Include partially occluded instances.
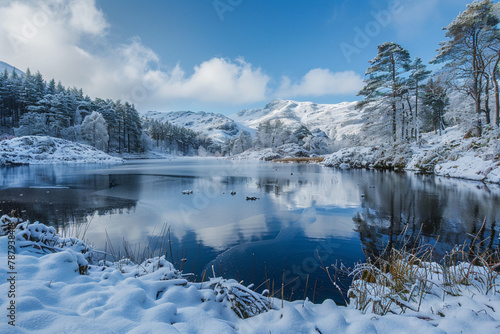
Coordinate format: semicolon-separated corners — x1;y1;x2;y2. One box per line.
1;158;499;304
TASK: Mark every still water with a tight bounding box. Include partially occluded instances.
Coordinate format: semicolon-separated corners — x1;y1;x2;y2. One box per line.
1;158;499;304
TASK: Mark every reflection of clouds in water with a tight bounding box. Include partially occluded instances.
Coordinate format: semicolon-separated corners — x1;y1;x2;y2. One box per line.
5;159;500;266
192;214;271;251
85;162;370;251
302;207;357;240
191;206;358;251
258;173;361;209
85;204;164;250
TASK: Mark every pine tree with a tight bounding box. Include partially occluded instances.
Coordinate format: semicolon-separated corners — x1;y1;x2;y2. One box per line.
432;0;499;128
405;58;431;143
358;42;411;141
422;78;449;135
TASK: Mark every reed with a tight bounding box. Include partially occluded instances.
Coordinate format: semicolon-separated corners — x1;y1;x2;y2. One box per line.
344;220;500;315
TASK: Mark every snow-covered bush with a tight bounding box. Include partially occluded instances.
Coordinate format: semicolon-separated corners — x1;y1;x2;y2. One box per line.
1;215;92;256
81;111;109;151
14;112;50;137
207;277;271;319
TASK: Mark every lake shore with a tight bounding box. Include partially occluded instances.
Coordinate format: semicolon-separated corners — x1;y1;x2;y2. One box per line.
1;215;499;333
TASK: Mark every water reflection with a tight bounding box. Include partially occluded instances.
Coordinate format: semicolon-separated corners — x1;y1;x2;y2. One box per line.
1;159;499;304
353;171;500;258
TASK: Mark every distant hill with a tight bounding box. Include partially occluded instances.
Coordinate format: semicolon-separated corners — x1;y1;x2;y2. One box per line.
145;99;363;143
0;61;25;77
146;99;364;145
143;110;251;144
231;99;363;142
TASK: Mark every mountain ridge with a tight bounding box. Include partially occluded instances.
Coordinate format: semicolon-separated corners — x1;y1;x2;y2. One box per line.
146;98;363;145
0;61;25;77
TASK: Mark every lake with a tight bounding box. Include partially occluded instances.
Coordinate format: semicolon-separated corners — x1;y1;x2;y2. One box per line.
1;158;499;304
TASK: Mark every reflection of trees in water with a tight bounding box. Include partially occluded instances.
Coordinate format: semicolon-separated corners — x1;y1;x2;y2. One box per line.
255;177;293;196
0;188;137;231
353;172;500;257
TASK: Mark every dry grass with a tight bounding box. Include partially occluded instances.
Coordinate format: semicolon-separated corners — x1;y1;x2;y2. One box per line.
341;220;500;315
273;156;325;163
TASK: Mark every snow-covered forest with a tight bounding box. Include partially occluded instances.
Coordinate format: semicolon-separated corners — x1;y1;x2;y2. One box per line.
357;0;500;144
1;0;500;165
0;68;145;153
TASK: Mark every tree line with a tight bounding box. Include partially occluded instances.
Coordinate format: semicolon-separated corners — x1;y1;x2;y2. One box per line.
142;118;218;155
358;0;500;143
221;119;332;156
0;68;143;153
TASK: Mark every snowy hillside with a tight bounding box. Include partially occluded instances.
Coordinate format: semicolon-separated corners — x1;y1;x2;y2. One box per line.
231;99;363;142
144;110;249;144
147;99;364;145
0;61;24;76
0;136;122;165
322;126;500;184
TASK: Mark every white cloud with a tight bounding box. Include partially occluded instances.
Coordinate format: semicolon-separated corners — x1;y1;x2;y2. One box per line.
277;68;364;98
157;57;270;104
0;0;361;112
68;0;108;35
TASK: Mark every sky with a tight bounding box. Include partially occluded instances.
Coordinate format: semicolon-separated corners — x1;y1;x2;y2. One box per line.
0;0;474;115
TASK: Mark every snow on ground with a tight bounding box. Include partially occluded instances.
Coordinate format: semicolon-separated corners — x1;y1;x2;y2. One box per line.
229;143;310;161
323;126;500;184
407;126;500;183
0;136;122;166
1;216;499;333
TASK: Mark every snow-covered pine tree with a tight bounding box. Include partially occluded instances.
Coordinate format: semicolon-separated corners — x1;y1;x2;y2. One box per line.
405;58;431;143
432;0;499;129
0;69;9;127
422;77;449;135
358;42;411;142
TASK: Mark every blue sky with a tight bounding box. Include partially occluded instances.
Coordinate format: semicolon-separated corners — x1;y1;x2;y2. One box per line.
0;0;474;114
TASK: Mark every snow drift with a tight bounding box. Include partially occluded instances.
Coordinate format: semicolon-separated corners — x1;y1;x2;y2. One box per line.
0;136;122;166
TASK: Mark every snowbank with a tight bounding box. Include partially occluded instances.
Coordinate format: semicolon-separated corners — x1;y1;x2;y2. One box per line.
323;126;500;183
230;143;310;161
1;216;499;333
0;136;122;166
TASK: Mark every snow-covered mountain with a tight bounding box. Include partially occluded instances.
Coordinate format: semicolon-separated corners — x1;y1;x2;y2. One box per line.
0;61;24;76
143;110;251;143
146;99;364;144
231;99;363;142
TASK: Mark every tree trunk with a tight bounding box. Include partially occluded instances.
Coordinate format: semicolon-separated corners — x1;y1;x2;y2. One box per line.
484;76;491;125
391;53;397;142
496;79;500;127
493;55;500;127
414;80;420;144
